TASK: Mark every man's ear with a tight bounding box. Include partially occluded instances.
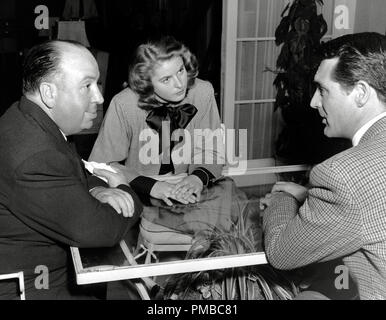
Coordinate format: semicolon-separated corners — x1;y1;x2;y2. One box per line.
354;80;370;108
39;82;57;109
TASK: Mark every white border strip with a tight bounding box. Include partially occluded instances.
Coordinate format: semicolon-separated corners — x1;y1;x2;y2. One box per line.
235;99;276;104
223;164;311;177
221;0;238;130
73;251;267;285
237;37;276;41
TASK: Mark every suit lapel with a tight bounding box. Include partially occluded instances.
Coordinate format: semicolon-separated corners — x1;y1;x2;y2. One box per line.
67;141;88;185
18;97;88;185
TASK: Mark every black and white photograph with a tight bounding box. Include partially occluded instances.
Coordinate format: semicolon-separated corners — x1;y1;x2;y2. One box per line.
1;0;386;310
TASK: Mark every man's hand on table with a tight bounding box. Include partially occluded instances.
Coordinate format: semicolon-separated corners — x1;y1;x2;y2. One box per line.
259;192;274;210
91;167;135;217
271;181;308;203
260;181;309;211
90;186;134;217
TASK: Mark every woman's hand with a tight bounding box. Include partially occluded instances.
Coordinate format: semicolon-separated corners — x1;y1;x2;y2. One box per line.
150;181;195;206
172;175;204;203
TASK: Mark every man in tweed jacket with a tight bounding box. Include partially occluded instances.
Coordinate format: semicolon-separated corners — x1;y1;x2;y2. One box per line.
261;34;386;299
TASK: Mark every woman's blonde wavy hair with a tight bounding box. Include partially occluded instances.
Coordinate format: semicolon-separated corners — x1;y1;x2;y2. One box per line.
128;36;199;110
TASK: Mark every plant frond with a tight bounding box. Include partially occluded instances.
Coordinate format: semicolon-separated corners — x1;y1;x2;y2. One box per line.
163;186;300;300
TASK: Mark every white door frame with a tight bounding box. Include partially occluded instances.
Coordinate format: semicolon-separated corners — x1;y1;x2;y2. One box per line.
220;0;352;180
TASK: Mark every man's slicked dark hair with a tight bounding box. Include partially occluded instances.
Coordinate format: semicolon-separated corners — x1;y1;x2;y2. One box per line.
22;40;84;94
320;32;386;104
321;32;386;59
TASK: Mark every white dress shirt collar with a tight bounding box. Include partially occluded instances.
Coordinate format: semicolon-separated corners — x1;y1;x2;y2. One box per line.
352;112;386;146
59;129;67;141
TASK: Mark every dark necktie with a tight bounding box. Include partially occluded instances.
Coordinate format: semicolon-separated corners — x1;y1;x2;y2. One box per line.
145;103;197;174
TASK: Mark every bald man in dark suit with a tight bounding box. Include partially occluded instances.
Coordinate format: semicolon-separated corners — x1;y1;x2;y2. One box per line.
0;40;142;299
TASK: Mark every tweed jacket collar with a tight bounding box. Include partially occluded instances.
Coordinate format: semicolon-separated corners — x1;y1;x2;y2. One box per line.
359;116;386;145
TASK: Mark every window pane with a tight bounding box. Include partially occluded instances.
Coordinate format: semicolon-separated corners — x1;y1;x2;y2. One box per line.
235;41;280;101
321;0;335;33
232;0;334;161
237;0;258;38
237;0;288;38
235;103;282;159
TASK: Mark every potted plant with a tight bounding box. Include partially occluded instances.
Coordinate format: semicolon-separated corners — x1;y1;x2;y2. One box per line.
272;0;350;164
161;203;299;300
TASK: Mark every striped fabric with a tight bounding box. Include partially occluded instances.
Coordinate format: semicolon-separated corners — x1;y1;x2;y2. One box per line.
263;117;386;300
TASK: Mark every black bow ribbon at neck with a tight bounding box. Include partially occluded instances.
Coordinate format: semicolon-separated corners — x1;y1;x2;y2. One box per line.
145;103;197;173
146;103;197;152
145;103;198;134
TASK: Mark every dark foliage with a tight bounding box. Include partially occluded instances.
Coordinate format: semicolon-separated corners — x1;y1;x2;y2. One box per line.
273;0;350;164
162;203;299;300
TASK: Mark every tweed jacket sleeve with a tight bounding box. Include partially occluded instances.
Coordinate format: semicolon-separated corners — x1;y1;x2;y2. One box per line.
263;160;363;270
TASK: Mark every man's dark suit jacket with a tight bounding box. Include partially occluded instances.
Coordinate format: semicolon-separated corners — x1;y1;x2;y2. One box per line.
0;97;143;299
